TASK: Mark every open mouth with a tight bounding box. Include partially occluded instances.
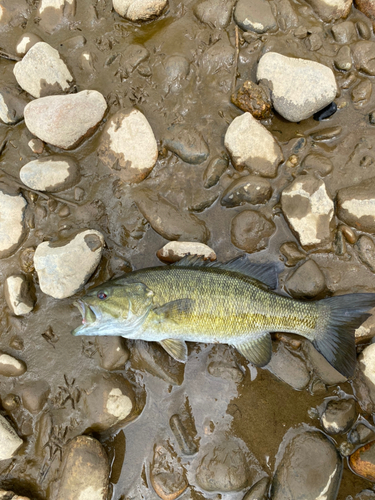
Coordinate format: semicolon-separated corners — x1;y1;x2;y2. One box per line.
72;300;98;335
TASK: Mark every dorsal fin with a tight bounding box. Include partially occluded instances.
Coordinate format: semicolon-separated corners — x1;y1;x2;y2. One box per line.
172;255;278;289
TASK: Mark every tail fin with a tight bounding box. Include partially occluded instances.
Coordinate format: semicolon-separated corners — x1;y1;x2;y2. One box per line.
314;293;375;378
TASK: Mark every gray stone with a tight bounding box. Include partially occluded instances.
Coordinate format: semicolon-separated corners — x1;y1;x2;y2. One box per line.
335;45;352;71
157;241;216;263
204;156;228;188
20;156;80;192
170;414;198;455
16;32;43;56
234;0;276;33
0;191;27;259
281;175;334;250
112;0;167;21
332;21;357;43
321;398;357;435
34;230;105;299
225;112;283;178
4;275;34;316
356;235;375;272
231;210;276;253
24;90;107;150
13;42;73;98
243;477;270;500
221;175;272;207
302;341;347;385
266;342;310;390
0;353;26;377
37;0;76;34
357;20;372;40
83;373;136;432
56;436;109;500
257;52;338;122
164;124;209;165
196;437;250;491
285;259;326;299
0;87;29;125
353;41;375;76
0;414;23;460
99;109;158;183
272;430;342;500
194;0;235;28
337;177;375;234
136;189;209;242
305;0;351;21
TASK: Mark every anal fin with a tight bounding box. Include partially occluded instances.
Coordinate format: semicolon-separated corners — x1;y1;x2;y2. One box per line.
160;339;188;363
234;333;272;367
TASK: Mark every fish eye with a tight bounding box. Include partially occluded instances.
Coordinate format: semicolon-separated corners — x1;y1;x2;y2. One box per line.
97;291;108;300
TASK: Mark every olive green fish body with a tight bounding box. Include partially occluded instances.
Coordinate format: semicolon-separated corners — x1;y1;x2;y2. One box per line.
72;255;375;378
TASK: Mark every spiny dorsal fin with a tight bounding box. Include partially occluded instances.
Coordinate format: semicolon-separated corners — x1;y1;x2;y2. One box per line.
172;255;278;289
233;333;272;367
160;339;188;363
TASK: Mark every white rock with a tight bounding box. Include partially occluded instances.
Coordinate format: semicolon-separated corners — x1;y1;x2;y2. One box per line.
98;109;158;183
0;87;29;125
15;32;43;56
34;230;105;299
0;353;27;377
106;388;133;421
224;112;283;178
305;0;351;22
38;0;76;33
257;52;337;122
0;191;27;259
359;344;375;388
112;0;167;21
0;414;23;460
13;42;72;98
24;90;107;150
281;175;334;249
20;156;80;192
157;241;216;263
4;275;34;316
0;490;30;500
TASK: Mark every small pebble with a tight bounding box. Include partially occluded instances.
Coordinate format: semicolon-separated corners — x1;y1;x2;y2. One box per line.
21;380;50;414
0;414;23;460
95;336;129;371
243;477;269;500
350;440;375;480
151;442;188;500
112;0;168;21
334;45;352;71
2;394;21;412
231;81;272;119
163;124;209;165
170;414;197;455
4;275;34;316
341;225;357;244
332;21;357;44
280;243;306;267
352;80;372;105
28;138;44;154
0;489;30;499
357;21;371;40
221;175;272;207
313;102;337;121
285;260;326;298
321;398;357;434
231;210;276;253
203;156;228;188
0;353;26;377
157;241;216;263
21;156;80;193
312;126;342;141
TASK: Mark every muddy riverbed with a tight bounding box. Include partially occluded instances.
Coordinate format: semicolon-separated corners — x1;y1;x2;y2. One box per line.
1;0;375;498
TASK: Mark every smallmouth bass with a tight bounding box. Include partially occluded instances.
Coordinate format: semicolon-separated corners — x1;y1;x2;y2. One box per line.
72;255;375;377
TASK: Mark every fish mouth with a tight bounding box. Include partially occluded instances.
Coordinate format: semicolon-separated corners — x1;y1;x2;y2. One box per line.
72;300;100;336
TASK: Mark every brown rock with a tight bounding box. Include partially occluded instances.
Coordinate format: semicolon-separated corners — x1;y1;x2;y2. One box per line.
21;380;50;414
231;81;272;119
279;242;306;266
350;440;375;480
285;259;326;299
231;210;275;252
0;353;26;377
352;79;373;105
221;175;272;207
95;336;129;371
203;156;228;188
352;41;375;75
151;442;188;500
56;436;109;500
354;0;375;21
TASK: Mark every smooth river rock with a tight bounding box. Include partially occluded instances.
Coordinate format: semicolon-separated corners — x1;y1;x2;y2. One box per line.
136;189;210;242
0;87;29;124
272;430;342;499
305;0;351;21
112;0;168;21
0;191;27;259
0;414;23;460
157;241;216;263
37;0;76;34
337;177;375;233
221;175;272;207
20;156;80;192
194;0;236;28
231;210;275;252
24;90;107;150
358;344;375;406
98;109;158;183
151;442;188;500
34;230;105;299
352;41;375;76
285;259;326;298
4;275;34;316
321;398;357;435
224;112;283;178
13;42;72;98
0;353;26;377
234;0;277;33
56;436;109;500
281;175;334;250
257;52;337;122
164;124;209;165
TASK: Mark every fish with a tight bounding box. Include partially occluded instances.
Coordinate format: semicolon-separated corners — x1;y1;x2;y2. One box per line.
72;255;375;378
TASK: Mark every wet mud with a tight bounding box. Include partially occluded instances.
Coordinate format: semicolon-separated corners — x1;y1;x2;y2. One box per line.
1;0;375;499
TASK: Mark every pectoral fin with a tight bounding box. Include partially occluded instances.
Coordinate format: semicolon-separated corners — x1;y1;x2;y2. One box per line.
234;333;272;367
160;339;188;363
153;299;195;323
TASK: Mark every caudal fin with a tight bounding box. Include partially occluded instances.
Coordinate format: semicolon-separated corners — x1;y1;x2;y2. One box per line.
314;293;375;378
